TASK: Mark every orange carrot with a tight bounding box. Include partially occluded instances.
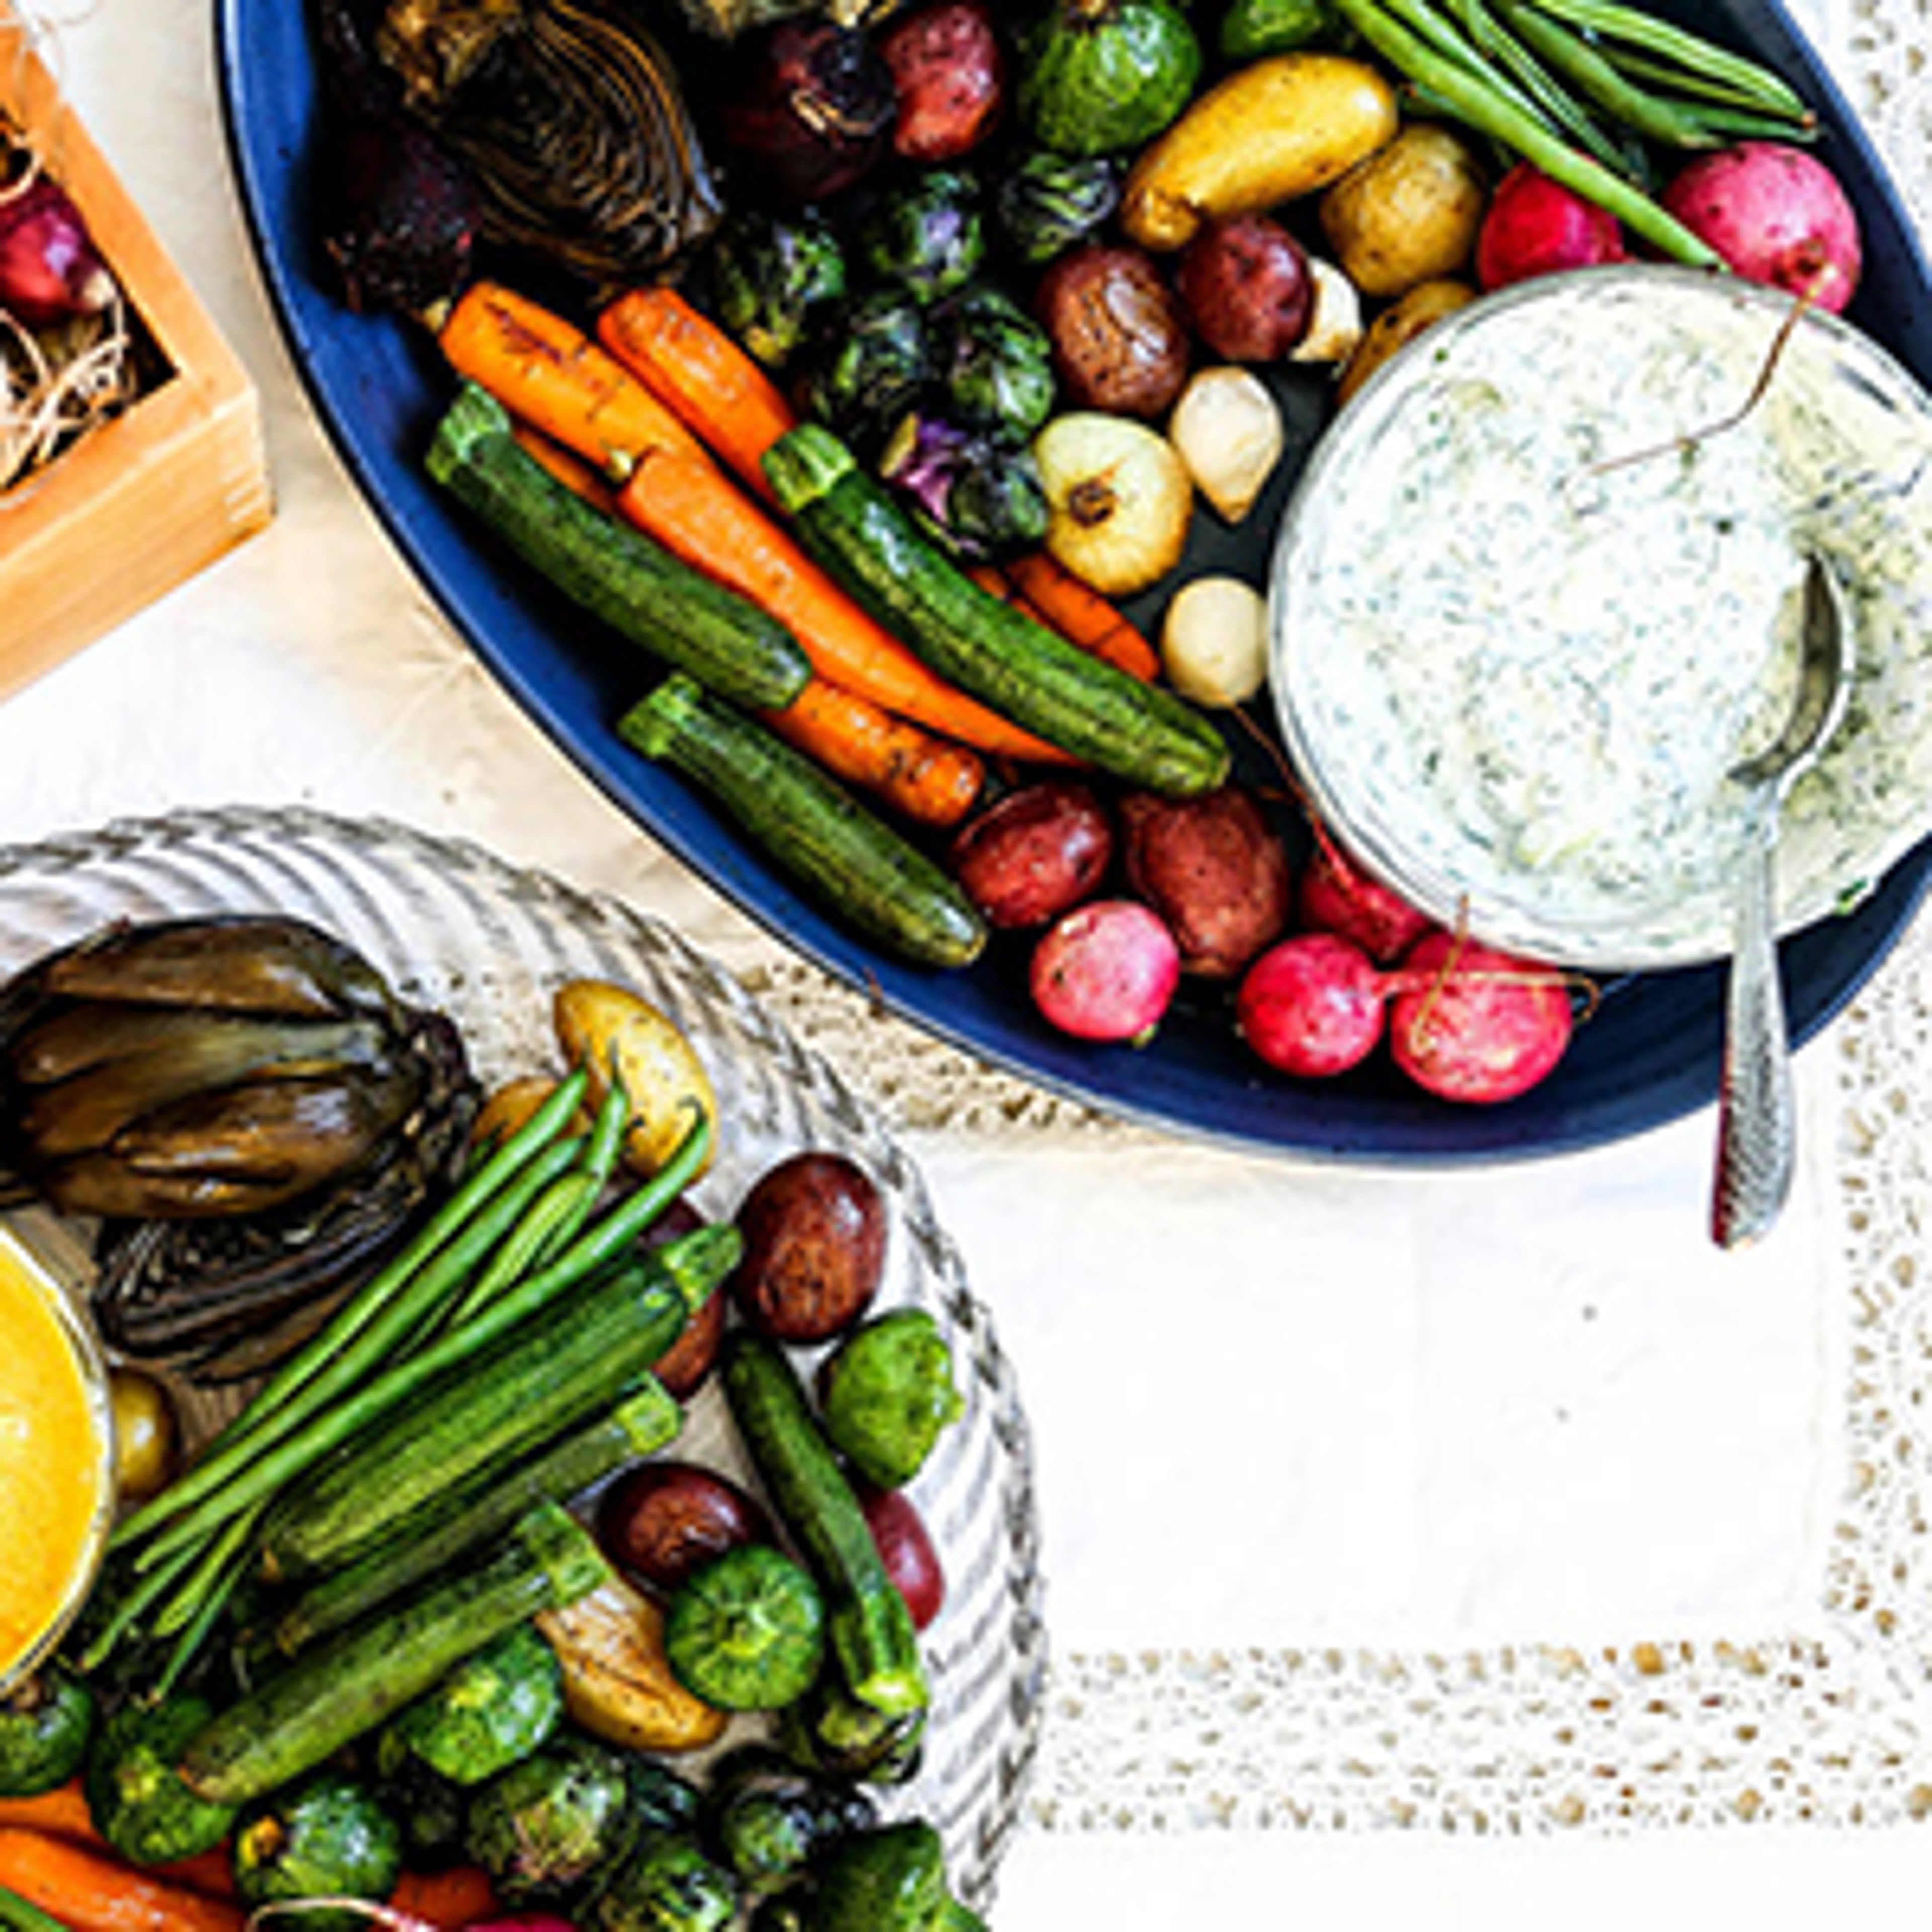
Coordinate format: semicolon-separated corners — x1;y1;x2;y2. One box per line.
437;281;703;480
510;423;617;513
764;678;986;828
0;1829;243;1932
616;447;1074;767
1003;551;1161;681
0;1784;94;1841
387;1863;499;1929
596;287;799;501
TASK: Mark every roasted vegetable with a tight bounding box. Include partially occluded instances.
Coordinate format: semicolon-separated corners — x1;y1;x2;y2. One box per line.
385;1622;564;1787
801;291;931;457
464;1731;635;1905
590;1832;739;1932
550;979;718;1182
878;0;1006;162
701;1745;875;1896
878;415;1049;559
729;1151;887;1346
935;284;1054;441
231;1774;404;1932
107;1366;180;1501
1032;240;1190;419
598;1461;774;1594
1017;0;1201;156
992;149;1120;265
0;1666;93;1799
811;1820;983;1932
777;1678;926;1786
376;0;723;285
707;207;847;371
717;17;896;206
856;170;986;306
82;1694;237;1867
663;1544;827;1712
818;1308;963;1491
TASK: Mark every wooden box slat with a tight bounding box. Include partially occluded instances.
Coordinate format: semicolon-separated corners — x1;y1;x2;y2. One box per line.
1;7;272;695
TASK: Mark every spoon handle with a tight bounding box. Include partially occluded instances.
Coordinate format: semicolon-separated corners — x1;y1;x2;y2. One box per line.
1711;799;1795;1248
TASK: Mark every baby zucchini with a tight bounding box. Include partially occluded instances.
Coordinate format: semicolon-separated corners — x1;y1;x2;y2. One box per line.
763;424;1231;797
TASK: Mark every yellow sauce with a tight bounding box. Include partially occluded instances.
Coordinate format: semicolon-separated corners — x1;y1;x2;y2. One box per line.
0;1232;109;1682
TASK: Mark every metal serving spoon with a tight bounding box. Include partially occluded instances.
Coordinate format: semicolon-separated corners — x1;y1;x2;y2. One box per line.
1711;553;1854;1250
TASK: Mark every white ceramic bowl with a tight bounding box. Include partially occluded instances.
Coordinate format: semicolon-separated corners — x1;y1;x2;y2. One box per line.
1269;263;1932;971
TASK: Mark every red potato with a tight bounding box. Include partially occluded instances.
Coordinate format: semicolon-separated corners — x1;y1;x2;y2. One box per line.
638;1196;724;1397
1297;836;1434;965
1236;931;1387;1078
856;1481;946;1631
597;1461;773;1596
1030;899;1181;1043
1475;162;1626;290
1119;785;1292;979
878;0;1007;162
731;1150;888;1343
1174;214;1313;362
949;779;1116;929
1387;932;1573;1103
1034;242;1192;418
1659;140;1861;313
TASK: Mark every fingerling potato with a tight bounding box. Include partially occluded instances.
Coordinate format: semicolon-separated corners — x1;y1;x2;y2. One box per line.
1121;53;1399;252
1335;276;1477;406
1319;121;1489;298
553;978;718;1179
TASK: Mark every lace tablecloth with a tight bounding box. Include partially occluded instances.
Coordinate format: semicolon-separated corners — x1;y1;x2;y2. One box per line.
4;1;1932;1921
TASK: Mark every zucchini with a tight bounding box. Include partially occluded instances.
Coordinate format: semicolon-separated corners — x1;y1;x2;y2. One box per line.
763;424;1231;796
274;1382;683;1654
179;1503;610;1807
426;384;811;713
620;676;987;970
719;1329;928;1721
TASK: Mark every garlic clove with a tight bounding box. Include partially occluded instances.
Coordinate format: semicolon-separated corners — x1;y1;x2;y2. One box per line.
1288;256;1365;368
1168;365;1284;525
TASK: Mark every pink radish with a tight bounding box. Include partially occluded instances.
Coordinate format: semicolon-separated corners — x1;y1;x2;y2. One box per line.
244;1906;576;1932
1387;932;1573;1103
1236;932;1387;1078
1030;899;1180;1043
1475;162;1627;290
1296;836;1435;965
0;173;116;327
1659;140;1861;312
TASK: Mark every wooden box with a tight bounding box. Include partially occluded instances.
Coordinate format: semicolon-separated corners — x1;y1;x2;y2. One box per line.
0;9;272;697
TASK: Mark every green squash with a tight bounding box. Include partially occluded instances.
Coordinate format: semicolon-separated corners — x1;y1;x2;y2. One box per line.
1017;0;1202;157
0;1664;94;1799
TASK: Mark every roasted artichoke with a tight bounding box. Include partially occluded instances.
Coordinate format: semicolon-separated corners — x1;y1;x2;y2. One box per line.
0;915;478;1382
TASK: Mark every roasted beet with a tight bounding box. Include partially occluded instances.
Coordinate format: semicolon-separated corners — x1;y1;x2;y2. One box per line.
597;1461;772;1596
1034;242;1191;418
718;18;897;206
1120;785;1292;978
730;1151;888;1344
1175;214;1312;362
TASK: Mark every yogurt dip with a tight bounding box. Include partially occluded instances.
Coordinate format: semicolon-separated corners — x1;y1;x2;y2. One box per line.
1271;265;1932;969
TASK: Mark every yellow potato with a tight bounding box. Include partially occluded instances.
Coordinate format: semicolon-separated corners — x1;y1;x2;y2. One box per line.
469;1073;586;1152
1335;277;1478;406
1319;122;1489;299
537;1579;728;1754
1121;53;1400;252
552;978;717;1179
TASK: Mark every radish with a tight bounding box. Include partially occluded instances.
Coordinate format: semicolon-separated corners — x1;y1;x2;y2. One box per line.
244;1906;576;1932
1387;932;1573;1103
1659;140;1861;313
1475;162;1627;291
1029;899;1180;1043
1235;932;1387;1078
1296;835;1434;965
0;173;116;328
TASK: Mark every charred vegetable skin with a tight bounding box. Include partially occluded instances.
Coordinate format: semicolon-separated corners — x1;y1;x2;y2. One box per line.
375;0;724;283
0;1666;94;1799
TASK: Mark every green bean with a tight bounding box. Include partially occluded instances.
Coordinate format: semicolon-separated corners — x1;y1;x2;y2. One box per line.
122;1133;588;1561
1437;0;1631;170
1597;43;1816;124
125;1107;716;1579
151;1507;261;1697
1328;0;1721;263
76;1540;201;1671
0;1885;69;1932
1519;0;1812;117
1489;0;1721;147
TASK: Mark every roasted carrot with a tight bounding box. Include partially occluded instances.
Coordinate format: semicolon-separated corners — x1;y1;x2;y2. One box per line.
0;1786;93;1842
0;1830;243;1932
764;678;985;829
510;422;617;514
596;286;799;502
1003;551;1162;681
387;1863;499;1929
437;281;703;481
617;447;1074;767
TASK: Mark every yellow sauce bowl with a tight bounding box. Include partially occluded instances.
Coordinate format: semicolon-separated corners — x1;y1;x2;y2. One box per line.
0;1217;116;1692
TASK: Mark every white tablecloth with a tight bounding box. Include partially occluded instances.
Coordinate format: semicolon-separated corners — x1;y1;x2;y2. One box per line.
9;1;1932;1921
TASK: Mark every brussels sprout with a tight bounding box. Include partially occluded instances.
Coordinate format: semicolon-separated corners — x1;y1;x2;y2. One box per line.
803;292;932;456
232;1774;404;1932
881;415;1048;560
936;284;1056;442
812;1820;983;1932
856;170;986;305
701;1745;876;1897
590;1831;739;1932
993;149;1120;265
0;1664;94;1798
465;1733;635;1906
709;207;848;370
83;1695;237;1867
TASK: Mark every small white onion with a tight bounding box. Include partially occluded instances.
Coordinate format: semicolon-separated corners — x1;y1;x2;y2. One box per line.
1161;574;1269;707
1168;366;1284;526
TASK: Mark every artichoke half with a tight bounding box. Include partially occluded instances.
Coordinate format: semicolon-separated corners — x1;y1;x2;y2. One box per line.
0;915;478;1383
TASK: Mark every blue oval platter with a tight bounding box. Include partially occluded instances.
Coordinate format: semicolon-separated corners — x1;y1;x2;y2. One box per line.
215;0;1932;1163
